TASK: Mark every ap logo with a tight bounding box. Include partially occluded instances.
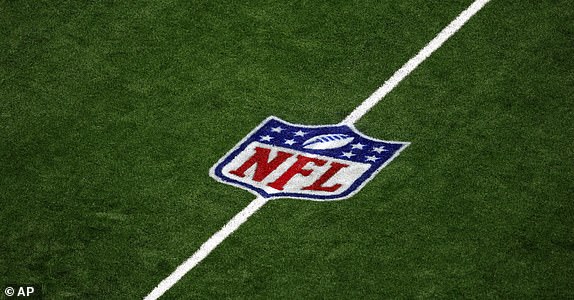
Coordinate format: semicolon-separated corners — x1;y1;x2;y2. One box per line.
210;116;409;201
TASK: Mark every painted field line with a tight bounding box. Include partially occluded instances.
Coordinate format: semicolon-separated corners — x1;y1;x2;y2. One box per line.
144;197;269;300
341;0;491;125
144;0;490;299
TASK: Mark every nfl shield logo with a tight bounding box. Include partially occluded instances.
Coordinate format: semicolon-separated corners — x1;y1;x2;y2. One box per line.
210;116;409;201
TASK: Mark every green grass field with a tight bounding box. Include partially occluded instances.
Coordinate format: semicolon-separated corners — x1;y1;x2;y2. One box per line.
1;0;573;298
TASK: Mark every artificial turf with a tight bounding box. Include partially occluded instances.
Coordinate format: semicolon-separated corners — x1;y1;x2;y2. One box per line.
1;0;573;298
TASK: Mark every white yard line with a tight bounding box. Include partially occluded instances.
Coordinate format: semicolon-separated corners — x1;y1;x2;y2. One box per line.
144;0;491;298
341;0;491;125
144;197;269;300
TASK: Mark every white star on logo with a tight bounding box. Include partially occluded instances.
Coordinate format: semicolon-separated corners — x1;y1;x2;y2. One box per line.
351;142;365;150
271;126;284;133
294;130;307;137
341;151;355;158
260;135;273;142
365;155;379;162
284;139;296;146
372;146;387;153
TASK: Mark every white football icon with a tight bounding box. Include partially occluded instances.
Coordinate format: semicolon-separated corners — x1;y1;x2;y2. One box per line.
302;134;354;150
